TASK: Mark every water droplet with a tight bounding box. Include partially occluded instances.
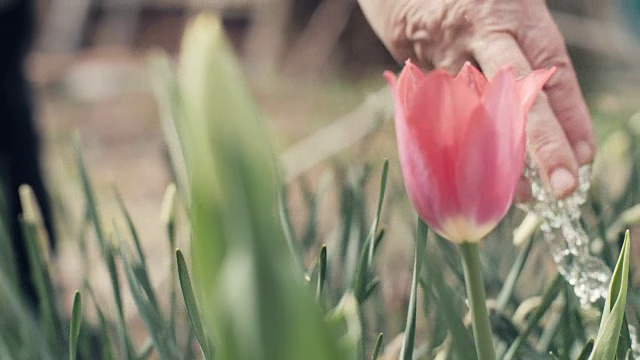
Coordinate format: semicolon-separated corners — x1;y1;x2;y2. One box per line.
518;159;611;307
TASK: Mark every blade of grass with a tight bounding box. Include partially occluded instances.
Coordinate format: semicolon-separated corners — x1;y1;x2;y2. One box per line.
87;287;115;360
74;137;134;358
114;187;146;268
367;160;388;265
316;244;327;302
420;278;477;360
364;278;380;301
503;275;564;360
0;267;53;360
20;217;63;355
120;245;178;360
160;184;179;346
351;162;389;304
176;249;213;359
496;233;536;312
278;184;305;276
69;291;82;360
399;218;428;360
371;333;383;360
576;339;594;360
183;325;196;360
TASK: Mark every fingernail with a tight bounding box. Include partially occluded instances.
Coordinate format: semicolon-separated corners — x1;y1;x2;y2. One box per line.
550;167;577;198
574;141;594;165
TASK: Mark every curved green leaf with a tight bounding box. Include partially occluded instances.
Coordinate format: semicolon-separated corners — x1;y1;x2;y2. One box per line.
591;230;631;360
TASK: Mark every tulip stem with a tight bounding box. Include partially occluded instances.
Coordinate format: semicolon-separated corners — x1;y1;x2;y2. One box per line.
460;242;496;360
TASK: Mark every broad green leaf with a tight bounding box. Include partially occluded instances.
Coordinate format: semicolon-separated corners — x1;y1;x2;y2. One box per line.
591;230;631;360
163;14;349;360
617;315;632;359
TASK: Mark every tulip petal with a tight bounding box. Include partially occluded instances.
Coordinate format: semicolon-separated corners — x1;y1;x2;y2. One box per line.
516;67;557;111
454;67;524;234
385;70;442;231
404;69;484;236
483;66;526;165
397;60;426;108
455;61;488;96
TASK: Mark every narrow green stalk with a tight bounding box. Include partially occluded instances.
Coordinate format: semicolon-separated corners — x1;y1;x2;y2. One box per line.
460;242;496;360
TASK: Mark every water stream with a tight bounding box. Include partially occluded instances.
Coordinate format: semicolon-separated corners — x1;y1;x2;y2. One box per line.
519;160;611;306
519;159;640;357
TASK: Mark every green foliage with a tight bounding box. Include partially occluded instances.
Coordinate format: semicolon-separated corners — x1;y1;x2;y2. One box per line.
591;231;631;359
399;219;427;360
69;291;82;360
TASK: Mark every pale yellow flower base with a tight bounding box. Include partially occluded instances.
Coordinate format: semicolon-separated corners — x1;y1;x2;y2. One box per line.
439;216;495;244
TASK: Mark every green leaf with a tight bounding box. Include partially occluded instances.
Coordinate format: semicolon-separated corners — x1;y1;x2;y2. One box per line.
20;217;63;355
496;232;535;312
74;138;134;359
87;287;115;360
368;160;388;265
69;291;82;360
120;245;178;360
278;185;304;276
420;278;477;360
155;14;349;360
503;275;564;360
399;218;428;360
617;315;632;360
371;333;383;360
352;162;388;303
591;230;631;360
113;187;146;268
576;339;594;360
316;245;328;302
176;249;213;360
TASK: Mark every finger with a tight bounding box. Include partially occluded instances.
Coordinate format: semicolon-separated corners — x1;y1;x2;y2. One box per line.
518;11;595;165
356;0;417;63
472;33;579;199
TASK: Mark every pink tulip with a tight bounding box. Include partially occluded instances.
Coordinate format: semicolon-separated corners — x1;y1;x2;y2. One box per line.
385;61;555;244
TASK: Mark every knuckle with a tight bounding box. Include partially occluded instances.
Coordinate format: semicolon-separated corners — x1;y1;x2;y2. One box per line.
528;129;574;171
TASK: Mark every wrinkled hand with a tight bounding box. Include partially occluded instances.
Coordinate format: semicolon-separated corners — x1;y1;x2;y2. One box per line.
359;0;595;199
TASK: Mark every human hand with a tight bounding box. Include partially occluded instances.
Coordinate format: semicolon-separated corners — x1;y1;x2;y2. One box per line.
359;0;595;199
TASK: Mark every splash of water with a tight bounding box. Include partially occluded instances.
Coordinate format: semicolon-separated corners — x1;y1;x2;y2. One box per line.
518;159;611;306
520;160;640;358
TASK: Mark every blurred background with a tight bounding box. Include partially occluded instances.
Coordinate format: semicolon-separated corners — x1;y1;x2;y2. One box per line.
17;0;640;345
